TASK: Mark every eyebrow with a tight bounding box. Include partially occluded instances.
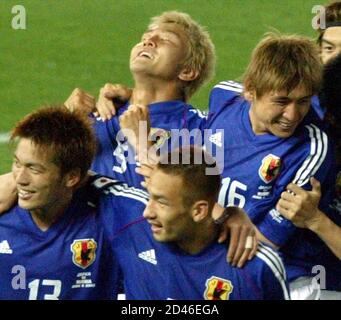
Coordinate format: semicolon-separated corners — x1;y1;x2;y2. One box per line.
297;95;313;101
321;39;336;46
144;29;180;39
272;95;312;101
149;191;168;202
13;155;45;169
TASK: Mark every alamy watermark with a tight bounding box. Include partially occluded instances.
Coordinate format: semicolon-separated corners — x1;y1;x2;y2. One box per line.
5;4;335;32
10;5;26;30
312;5;326;30
114;122;225;176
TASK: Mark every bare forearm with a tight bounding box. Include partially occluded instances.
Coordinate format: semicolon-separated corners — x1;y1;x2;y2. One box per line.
308;211;341;260
0;172;17;213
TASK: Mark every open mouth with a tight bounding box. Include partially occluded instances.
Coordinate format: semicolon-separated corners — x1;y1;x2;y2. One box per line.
149;223;162;233
277;121;296;130
18;189;35;200
138;51;153;59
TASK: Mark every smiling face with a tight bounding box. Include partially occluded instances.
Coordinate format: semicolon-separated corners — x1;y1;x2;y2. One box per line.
143;169;195;243
130;23;189;81
320;27;341;64
12;138;72;216
246;85;312;138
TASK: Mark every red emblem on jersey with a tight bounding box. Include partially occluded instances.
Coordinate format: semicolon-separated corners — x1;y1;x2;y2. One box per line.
71;239;97;269
258;154;282;184
204;276;233;300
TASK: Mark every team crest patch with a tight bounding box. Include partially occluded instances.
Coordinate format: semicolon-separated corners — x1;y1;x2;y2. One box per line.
71;239;97;269
149;128;171;149
258;154;282;184
204;276;233;300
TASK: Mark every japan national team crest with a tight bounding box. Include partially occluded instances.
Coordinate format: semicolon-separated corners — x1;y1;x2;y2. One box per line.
71;239;97;269
258;154;282;184
204;276;233;300
149;128;171;149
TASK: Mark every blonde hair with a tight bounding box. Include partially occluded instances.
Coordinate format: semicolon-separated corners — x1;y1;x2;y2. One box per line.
243;33;322;97
149;11;216;100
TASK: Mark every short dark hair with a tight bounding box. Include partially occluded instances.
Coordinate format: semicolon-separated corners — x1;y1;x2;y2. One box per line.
319;53;341;146
11;106;96;179
317;1;341;45
156;146;221;208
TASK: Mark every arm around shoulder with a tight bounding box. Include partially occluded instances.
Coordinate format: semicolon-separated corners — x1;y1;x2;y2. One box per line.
0;172;17;213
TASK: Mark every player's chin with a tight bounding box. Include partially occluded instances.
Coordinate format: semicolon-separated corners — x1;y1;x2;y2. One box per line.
17;199;34;210
151;233;165;242
271;126;296;138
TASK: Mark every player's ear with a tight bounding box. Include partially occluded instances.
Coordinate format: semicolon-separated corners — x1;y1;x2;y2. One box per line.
64;169;81;188
244;89;255;102
191;200;210;223
178;67;199;82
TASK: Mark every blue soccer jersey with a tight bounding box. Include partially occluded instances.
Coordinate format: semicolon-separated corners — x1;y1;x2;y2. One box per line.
89;175;149;241
91;100;206;188
111;217;289;300
0;187;120;300
311;95;326;120
205;81;341;290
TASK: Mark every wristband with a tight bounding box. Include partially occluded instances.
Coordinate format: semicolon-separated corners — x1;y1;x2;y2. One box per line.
214;206;233;225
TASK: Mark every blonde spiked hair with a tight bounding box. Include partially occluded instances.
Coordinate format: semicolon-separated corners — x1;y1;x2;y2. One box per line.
149;11;216;100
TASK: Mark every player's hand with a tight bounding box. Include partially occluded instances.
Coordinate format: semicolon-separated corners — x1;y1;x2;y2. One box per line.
119;104;151;152
0;172;18;214
64;88;96;114
95;83;132;121
276;177;322;230
135;152;159;189
214;205;257;268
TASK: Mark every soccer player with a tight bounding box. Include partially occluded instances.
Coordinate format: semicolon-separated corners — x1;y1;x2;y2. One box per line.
206;33;341;299
277;177;341;261
0;107;123;300
109;146;289;300
277;53;341;264
310;1;341;119
69;11;215;189
318;1;341;65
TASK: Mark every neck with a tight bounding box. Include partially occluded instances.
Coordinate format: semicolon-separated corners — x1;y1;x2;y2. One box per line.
249;107;265;135
177;219;219;255
30;193;72;231
131;75;184;105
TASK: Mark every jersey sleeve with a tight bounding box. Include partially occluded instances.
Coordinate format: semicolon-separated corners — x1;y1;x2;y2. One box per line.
90;114;121;176
208;81;243;116
89;175;149;239
252;124;336;246
311;95;325;120
254;243;290;300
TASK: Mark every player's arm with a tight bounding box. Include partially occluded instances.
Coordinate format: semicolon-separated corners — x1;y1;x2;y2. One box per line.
89;174;149;236
64;88;96;114
252;126;335;249
119;104;160;187
256;243;290;300
119;104;154;155
254;228;279;250
213;204;258;267
0;172;17;213
96;83;132;121
277;178;341;259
